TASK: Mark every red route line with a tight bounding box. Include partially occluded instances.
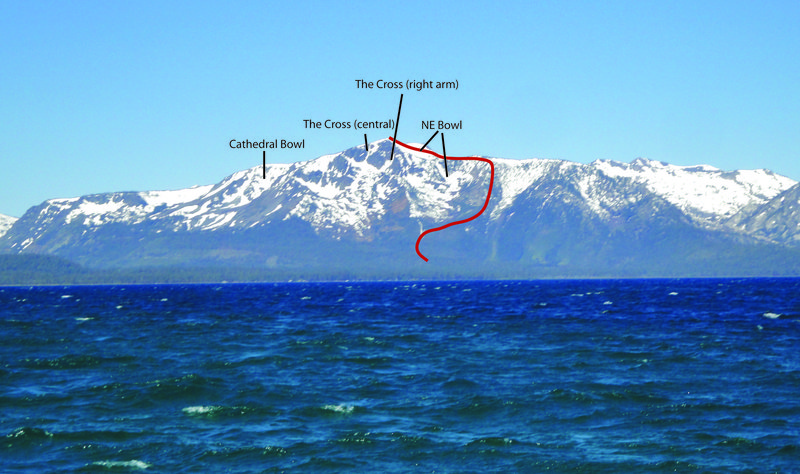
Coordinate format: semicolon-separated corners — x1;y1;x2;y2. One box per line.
389;137;495;262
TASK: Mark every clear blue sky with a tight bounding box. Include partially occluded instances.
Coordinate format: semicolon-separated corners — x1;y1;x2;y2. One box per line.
2;0;799;217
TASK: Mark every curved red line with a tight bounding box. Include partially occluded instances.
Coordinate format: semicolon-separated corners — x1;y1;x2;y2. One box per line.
389;137;495;262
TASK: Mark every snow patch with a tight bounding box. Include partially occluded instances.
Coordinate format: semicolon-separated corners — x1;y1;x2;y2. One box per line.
140;185;213;207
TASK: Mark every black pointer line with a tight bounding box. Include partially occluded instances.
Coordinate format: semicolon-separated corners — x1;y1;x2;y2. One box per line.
441;133;448;177
263;151;266;179
364;133;368;151
420;130;439;151
389;93;403;160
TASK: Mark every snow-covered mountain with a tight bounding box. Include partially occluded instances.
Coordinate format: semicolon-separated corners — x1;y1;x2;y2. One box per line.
592;158;795;226
2;138;800;277
0;214;17;238
726;183;800;245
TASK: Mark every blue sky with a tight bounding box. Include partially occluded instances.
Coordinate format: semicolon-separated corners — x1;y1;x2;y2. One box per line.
2;0;799;217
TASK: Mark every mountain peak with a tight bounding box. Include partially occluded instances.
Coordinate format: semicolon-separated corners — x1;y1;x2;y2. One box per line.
631;157;666;167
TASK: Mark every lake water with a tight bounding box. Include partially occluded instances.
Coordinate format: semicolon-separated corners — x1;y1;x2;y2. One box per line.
1;279;799;472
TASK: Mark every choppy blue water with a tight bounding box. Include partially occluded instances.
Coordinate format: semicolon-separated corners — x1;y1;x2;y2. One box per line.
1;279;799;473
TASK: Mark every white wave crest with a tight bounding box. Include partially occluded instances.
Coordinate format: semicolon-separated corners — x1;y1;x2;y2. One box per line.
92;460;150;470
322;403;355;414
182;405;223;416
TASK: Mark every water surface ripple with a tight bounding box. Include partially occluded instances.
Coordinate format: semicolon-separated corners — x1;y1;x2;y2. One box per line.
1;279;799;472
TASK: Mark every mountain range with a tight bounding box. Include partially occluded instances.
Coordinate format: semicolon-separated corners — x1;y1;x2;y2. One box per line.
3;138;800;281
